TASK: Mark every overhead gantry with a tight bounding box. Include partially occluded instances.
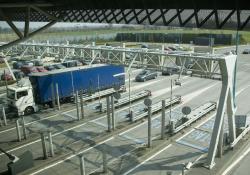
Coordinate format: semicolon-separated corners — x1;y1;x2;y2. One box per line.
1;41;239;168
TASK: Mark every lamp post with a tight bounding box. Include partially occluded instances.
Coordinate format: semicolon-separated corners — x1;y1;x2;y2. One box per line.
170;79;173;121
129;72;131;113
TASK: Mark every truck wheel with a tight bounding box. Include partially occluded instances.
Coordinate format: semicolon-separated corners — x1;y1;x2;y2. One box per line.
24;106;34;115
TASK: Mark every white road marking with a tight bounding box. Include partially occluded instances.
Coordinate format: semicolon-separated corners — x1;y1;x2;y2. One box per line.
29;137;114;175
0;85;174;157
152;76;190;97
0;75;153;134
0;109;75;134
221;145;250;175
0;122;88;156
122;82;225;174
119;81;218;136
131;78;165;91
123;144;173;175
122;109;216;175
0;76;223;174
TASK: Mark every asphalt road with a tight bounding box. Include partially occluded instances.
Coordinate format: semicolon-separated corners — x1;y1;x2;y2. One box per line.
121;46;250;175
1;45;250;175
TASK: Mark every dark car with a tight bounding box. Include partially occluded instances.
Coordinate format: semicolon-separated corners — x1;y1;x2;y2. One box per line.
242;49;250;54
63;60;83;67
162;66;181;76
13;70;25;80
53;64;66;69
135;70;158;82
44;65;56;71
12;62;23;69
21;66;38;75
62;60;77;68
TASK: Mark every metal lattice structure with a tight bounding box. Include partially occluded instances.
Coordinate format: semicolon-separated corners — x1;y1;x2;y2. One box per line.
0;1;250;50
1;39;240;169
2;41;221;80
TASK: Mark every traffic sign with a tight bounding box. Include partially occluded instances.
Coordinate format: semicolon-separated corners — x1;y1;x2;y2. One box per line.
182;106;191;115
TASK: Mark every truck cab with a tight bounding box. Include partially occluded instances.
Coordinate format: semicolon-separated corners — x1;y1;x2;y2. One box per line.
7;82;38;116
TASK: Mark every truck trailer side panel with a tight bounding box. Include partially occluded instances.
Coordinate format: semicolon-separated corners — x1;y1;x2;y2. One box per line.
29;65;125;104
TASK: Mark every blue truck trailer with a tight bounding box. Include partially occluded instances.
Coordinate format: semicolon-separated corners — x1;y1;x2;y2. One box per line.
7;64;125;115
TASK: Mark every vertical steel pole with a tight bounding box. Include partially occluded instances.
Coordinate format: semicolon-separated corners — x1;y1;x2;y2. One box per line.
76;91;80;121
217;117;224;158
48;131;54;157
80;90;84;119
170;121;175;134
129;72;131;113
98;74;101;105
106;96;111;132
161;100;166;139
170;79;173;121
2;107;7;126
0;116;2;127
111;95;115;130
55;83;60;110
80;156;86;175
182;164;185;175
102;151;107;173
51;83;55;108
21;116;27;139
71;71;75;95
16;119;21;142
41;132;48;159
4;70;8;91
148;106;152;148
130;110;134;122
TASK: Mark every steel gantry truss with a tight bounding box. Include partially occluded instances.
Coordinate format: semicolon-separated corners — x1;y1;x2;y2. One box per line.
3;41;239;168
0;1;250;51
0;4;60;50
2;41;222;79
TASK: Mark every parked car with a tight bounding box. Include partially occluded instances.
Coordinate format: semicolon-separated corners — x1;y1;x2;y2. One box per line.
242;49;250;54
162;65;181;76
12;61;23;69
21;66;38;75
33;60;43;66
23;61;34;67
141;44;149;49
135;70;158;82
53;64;66;69
13;70;25;80
44;65;56;71
62;61;75;68
62;60;82;68
1;72;13;81
36;66;48;72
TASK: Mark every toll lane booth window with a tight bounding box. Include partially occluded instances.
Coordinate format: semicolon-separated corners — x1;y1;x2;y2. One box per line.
17;91;28;99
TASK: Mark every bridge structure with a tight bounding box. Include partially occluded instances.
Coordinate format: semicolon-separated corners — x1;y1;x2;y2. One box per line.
0;0;249;50
0;0;247;170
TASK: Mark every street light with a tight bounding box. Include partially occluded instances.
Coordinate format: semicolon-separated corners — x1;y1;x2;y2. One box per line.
169;77;181;122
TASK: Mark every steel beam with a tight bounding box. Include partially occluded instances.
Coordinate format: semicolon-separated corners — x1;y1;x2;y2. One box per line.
0;9;23;39
206;55;237;169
